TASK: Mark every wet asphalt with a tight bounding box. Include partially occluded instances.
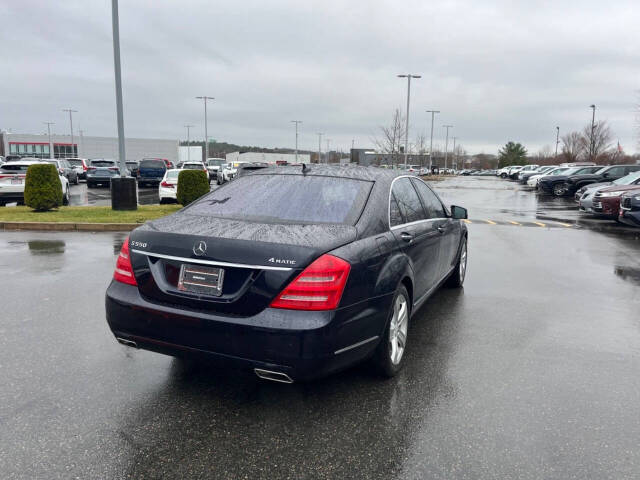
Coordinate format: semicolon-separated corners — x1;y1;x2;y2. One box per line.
1;176;639;479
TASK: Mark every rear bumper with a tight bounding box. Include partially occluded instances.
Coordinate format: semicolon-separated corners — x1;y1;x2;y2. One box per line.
0;191;24;202
619;211;640;227
105;281;391;381
138;177;163;185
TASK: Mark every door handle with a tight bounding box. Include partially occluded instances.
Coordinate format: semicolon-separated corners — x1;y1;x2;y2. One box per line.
400;232;414;243
437;226;446;234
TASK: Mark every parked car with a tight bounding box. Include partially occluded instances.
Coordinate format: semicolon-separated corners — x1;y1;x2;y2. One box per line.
564;164;640;197
105;166;469;382
618;191;640;227
126;161;139;178
537;166;602;196
591;184;640;219
87;166;121;188
44;159;79;185
158;169;180;204
67;158;89;180
518;165;556;184
0;160;70;206
236;162;270;178
216;161;241;184
509;164;537;179
137;158;167;187
526;166;573;188
89;159;118;168
180;161;207;171
577;171;640;212
206;158;226;182
0;156;5;165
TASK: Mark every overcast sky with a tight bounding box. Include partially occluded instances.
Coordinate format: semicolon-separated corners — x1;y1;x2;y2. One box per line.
2;0;639;155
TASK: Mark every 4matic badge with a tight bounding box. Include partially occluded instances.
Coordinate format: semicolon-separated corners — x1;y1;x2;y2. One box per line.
268;257;297;266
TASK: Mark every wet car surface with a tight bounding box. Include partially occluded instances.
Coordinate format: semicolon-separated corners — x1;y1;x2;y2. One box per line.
1;176;639;479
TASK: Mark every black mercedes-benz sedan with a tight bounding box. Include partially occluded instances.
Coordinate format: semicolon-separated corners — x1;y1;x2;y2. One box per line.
106;165;468;382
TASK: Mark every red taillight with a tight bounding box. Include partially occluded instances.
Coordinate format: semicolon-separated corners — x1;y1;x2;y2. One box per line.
83;164;87;171
87;167;96;172
270;254;351;311
113;236;137;286
160;181;174;188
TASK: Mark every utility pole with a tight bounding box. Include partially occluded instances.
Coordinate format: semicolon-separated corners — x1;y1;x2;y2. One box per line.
43;122;54;159
62;108;77;158
317;132;323;164
351;138;355;150
79;129;84;157
184;124;194;161
452;137;457;170
426;110;440;172
589;104;596;162
290;120;302;162
326;139;331;163
397;74;421;168
196;96;214;159
443;125;453;170
555;126;560;158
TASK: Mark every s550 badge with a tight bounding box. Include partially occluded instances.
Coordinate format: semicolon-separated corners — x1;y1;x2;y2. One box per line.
268;257;296;265
131;241;147;248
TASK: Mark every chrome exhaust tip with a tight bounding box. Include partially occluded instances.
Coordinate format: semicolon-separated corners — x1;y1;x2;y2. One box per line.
116;337;138;348
254;368;294;384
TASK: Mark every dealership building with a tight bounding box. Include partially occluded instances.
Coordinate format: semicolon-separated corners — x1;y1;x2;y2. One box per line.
0;131;179;162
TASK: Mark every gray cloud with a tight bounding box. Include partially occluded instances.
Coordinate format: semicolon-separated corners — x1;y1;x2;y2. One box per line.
2;0;638;155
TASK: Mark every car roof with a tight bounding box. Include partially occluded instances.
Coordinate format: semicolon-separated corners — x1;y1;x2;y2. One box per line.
250;164;404;183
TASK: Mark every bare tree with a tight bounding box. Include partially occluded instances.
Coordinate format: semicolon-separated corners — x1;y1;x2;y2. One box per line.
578;120;614;163
374;109;405;167
561;131;584;163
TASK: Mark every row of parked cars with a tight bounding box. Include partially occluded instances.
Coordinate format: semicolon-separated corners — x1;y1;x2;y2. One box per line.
0;157;72;206
498;163;640;227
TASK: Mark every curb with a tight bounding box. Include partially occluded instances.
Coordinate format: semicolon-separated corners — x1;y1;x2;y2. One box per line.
0;221;140;232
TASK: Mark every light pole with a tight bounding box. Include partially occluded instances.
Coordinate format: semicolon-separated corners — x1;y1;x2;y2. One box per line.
184;124;194;161
397;74;421;168
589;104;596;161
426;110;440;172
43;122;54;159
317;132;323;164
110;0;136;209
196;96;214;159
555;126;560;158
326;139;331;163
443;125;453;170
291;120;302;162
452;136;457;170
62;108;77;158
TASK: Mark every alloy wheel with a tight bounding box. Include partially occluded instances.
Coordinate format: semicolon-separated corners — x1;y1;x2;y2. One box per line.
389;294;409;365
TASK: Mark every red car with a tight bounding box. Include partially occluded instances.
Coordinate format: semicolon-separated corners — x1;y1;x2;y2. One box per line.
592;184;640;218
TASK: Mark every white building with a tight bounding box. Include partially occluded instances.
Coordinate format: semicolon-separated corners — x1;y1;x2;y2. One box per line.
0;131;179;162
226;151;310;165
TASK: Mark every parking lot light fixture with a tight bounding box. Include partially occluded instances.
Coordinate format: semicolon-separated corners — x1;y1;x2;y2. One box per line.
196;96;214;157
317;132;323;164
555;126;560;158
426;110;440;171
443;125;453;170
62;109;77;158
291;120;302;162
43;122;54;159
397;74;421;168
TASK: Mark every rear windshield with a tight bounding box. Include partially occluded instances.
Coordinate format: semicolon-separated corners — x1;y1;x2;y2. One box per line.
68;159;83;167
182;163;203;169
140;160;165;169
92;168;118;175
186;174;373;225
166;170;180;179
1;164;30;172
207;159;225;167
91;160;115;167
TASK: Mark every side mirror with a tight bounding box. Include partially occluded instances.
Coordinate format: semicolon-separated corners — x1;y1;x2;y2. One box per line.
602;172;609;178
451;205;468;219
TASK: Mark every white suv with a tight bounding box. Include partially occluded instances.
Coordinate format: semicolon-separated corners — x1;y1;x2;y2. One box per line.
0;160;70;206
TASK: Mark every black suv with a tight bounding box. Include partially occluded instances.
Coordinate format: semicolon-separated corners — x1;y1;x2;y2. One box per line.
564;165;640;197
537;166;601;196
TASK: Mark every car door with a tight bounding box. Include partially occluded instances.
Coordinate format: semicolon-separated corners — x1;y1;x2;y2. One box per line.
411;178;461;280
602;166;626;181
390;177;442;301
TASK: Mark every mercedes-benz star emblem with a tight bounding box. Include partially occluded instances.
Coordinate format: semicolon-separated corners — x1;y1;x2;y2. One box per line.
193;240;207;256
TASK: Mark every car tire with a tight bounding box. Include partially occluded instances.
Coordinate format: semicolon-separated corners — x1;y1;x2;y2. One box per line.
159;197;166;204
372;284;411;378
87;182;94;188
62;187;70;206
445;236;468;288
552;183;567;197
500;173;507;178
73;175;79;185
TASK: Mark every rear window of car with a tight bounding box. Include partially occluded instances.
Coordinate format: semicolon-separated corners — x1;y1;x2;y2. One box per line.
91;160;115;167
186;174;373;225
182;163;203;169
140;160;165;169
68;159;83;167
166;170;180;179
1;164;30;172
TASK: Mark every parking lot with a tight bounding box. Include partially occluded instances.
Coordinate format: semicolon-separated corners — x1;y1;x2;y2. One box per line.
1;175;638;479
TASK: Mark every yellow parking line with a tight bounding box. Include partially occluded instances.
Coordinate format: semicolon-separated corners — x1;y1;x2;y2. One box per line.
557;222;573;227
462;219;472;224
533;221;546;227
485;220;497;225
509;220;521;225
